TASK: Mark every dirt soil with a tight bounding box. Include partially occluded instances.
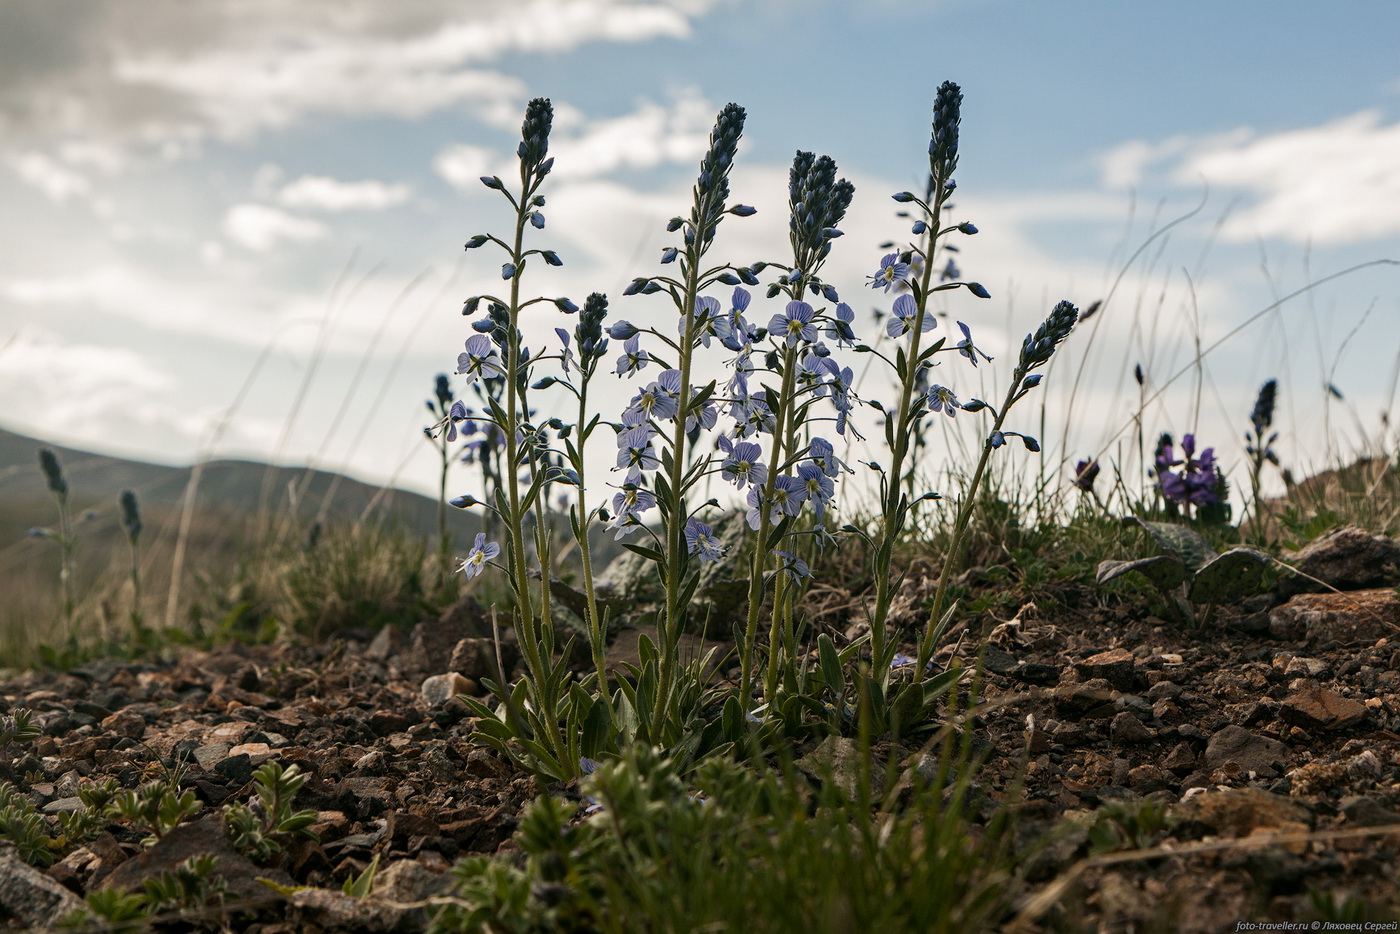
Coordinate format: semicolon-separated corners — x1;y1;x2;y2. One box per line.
3;554;1400;931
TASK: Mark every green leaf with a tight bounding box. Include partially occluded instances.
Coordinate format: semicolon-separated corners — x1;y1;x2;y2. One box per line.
1122;517;1216;572
620;542;665;564
817;634;844;696
1187;547;1269;605
581;693;613;759
1095;555;1188;591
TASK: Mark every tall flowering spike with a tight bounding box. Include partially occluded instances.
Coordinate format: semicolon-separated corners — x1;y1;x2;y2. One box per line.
788;152;854;264
1018;300;1079;371
1250;379;1278;435
929;80;963;184
693;103;747;244
576;292;610;362
519;97;553;175
38;448;66;499
119;489;142;540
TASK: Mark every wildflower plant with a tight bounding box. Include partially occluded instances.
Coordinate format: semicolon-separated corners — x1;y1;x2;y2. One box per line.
441;84;1079;778
1152;431;1230;523
118;489;146;640
32;448;77;632
1244;378;1281;538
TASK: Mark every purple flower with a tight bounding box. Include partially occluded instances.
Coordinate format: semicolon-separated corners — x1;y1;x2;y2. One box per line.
617;425;660;481
610;485;657;539
825;302;857;348
456;334;503;382
773;550;811;581
718;436;767;489
555;328;575;375
689;296;723;348
626;369;682;422
616;335;650;376
869;252;911;293
458;533;500;580
731;390;776;438
1073;458;1100;492
927;384;960;417
684;517;726;562
808;437;849;478
444;400;471;443
955;321;993;366
796;463;835;521
768;301;818;347
886;294;935;339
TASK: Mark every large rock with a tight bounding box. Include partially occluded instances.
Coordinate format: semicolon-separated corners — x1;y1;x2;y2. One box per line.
1279;680;1368;731
0;852;84;928
596;511;752;624
1279;526;1400;596
100;814;293;905
1202;725;1288;776
1174;787;1313;838
1269;588;1400;645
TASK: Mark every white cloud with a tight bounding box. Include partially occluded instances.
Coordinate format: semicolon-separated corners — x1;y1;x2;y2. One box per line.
551;91;714;180
277;175;410;211
101;1;705;143
222;203;328;251
436;91;716;191
8;151;91;202
0;328;177;440
434;144;493;191
1104;111;1400;245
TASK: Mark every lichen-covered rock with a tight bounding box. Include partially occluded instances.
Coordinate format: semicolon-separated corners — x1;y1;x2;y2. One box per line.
1279;526;1400;596
0;852;84;928
1268;588;1400;644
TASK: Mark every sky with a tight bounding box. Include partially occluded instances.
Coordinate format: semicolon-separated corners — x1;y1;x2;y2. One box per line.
2;0;1399;511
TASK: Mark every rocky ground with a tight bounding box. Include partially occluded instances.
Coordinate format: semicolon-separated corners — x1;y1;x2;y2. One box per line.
1;527;1399;931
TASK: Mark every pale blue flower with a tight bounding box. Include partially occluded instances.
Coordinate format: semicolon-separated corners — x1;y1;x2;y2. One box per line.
684;517;726;563
927;384;960;417
616;335;649;376
768;301;818;347
886;294;935;339
456;334;503;382
718;436;767;489
458;533;500;579
868;252;910;293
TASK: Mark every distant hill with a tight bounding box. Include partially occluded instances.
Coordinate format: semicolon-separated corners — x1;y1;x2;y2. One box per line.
0;425;482;571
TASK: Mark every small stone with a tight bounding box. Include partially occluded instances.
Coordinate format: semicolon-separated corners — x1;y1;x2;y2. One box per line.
420;672;477;706
99;709;145;739
214;753;255;786
1146;681;1181;702
193;742;231;771
1341;796;1400;827
1202;725;1288;776
1075;648;1137;691
1053;679;1116;717
1127;764;1170;787
448;638;500;681
1280;680;1368;731
1283;657;1329;679
1162;742;1197;774
227;742;273;765
1109;711;1153;744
